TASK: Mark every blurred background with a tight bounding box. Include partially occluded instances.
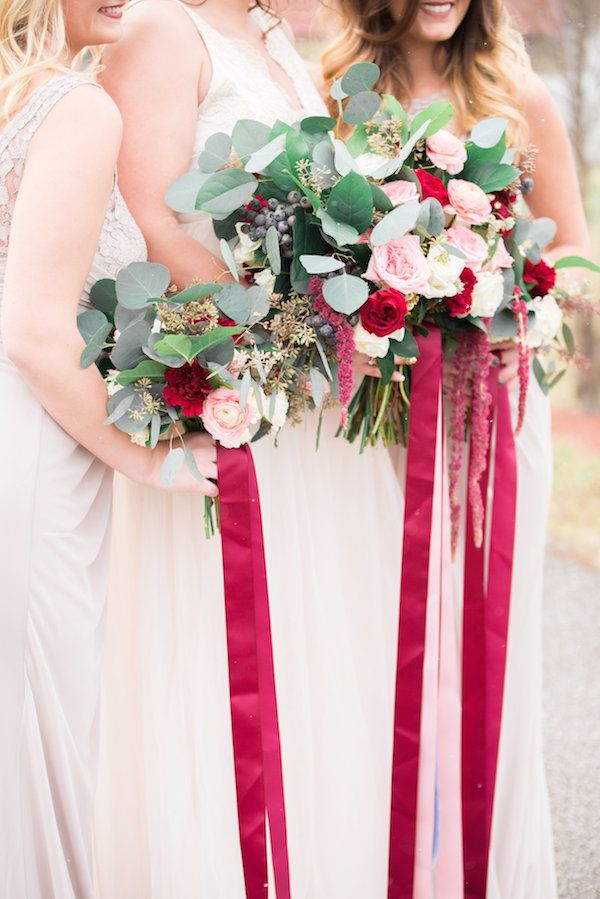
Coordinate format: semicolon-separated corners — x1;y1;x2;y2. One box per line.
274;2;600;895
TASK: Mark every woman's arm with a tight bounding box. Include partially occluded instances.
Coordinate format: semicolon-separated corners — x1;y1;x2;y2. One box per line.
101;0;226;288
1;85;217;494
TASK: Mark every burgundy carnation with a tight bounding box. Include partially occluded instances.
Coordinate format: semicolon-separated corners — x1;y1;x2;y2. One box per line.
163;359;213;417
523;258;556;298
360;288;408;336
415;169;449;206
447;267;477;318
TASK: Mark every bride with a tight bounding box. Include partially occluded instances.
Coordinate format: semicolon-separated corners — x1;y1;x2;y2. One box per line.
94;2;412;896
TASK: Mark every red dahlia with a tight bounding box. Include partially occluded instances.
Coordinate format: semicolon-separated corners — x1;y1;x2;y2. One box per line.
447;267;477;318
361;288;408;336
415;169;449;207
523;258;556;298
163;359;213;417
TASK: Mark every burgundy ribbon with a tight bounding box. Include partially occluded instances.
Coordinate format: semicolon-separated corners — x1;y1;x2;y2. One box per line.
461;373;517;898
217;443;291;899
388;327;442;899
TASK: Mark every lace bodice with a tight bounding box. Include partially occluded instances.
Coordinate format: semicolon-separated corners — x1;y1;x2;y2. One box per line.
0;75;146;348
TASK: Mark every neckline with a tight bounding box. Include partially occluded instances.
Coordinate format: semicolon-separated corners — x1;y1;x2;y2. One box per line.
182;3;304;114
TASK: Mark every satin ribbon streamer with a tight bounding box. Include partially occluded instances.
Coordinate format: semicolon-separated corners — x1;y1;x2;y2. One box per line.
388;327;442;899
462;373;518;898
217;443;291;899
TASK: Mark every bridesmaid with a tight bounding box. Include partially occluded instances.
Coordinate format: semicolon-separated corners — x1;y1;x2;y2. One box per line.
323;1;590;897
0;0;215;895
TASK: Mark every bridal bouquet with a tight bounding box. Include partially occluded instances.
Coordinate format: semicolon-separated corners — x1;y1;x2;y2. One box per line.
165;61;598;452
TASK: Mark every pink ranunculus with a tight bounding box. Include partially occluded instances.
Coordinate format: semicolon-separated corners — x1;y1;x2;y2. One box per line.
445;225;489;273
364;234;430;294
426;129;467;176
380;179;419;207
485;238;514;273
201;386;260;448
446;179;492;225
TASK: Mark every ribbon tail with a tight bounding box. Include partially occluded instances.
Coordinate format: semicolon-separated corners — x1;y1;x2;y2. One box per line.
388;327;442;899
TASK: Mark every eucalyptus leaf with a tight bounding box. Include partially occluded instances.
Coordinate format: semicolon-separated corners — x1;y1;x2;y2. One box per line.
219;238;240;281
464;162;519;193
410;100;453;138
471;117;508;149
528;217;557;249
310;367;327;407
197;132;232;173
490;308;520;339
104;391;135;426
322;273;368;314
265;226;282;275
317;209;360;246
326;170;373;233
165;170;209;213
188;327;244;359
80;322;112;369
78;309;108;344
333;139;361;176
314;336;333;380
343;91;381;125
150;413;161;449
183;443;206;482
370;182;394;213
301;115;337;134
370;201;420;246
116;262;171;310
196;169;257;218
399;119;430;164
154;333;192;360
330;77;349;101
89;279;118;318
299;254;345;274
232;119;271;158
215;282;251;323
340;62;380;96
115;360;167;386
144;333;187;368
563;322;575;354
247;285;270;321
417;197;444;237
112;317;154;370
168;282;223;305
244;133;287;173
160;447;185;488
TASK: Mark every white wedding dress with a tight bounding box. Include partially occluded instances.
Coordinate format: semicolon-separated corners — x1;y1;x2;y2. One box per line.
94;7;407;898
0;75;146;898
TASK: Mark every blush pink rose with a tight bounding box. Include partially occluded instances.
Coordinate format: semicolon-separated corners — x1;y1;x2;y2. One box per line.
485;238;513;273
380;180;419;206
445;225;489;273
426;130;467;176
446;179;492;225
201;387;260;448
365;234;430;294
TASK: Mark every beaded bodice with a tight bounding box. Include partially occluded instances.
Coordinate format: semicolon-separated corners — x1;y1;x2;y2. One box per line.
0;74;146;340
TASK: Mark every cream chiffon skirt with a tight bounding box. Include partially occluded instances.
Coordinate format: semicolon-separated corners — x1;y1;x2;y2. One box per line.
0;349;112;899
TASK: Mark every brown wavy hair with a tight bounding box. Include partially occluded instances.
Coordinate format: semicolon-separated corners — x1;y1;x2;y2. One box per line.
321;0;531;149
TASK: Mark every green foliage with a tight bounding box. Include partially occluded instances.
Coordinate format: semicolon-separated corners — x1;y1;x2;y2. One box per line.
326;171;373;234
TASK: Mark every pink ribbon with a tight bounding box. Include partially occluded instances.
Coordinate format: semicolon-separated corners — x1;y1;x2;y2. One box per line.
461;374;517;898
388;327;442;899
217;443;291;899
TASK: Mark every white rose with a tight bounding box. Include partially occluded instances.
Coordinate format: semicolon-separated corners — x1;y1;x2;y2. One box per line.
423;243;465;299
470;270;505;318
353;322;405;358
131;427;150;447
265;389;289;431
527;294;563;348
254;267;276;295
233;222;261;264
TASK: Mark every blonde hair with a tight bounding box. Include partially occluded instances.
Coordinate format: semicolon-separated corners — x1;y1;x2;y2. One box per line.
0;0;101;123
322;0;531;149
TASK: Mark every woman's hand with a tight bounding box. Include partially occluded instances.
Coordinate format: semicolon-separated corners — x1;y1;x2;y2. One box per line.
144;433;219;496
353;352;407;382
492;341;519;392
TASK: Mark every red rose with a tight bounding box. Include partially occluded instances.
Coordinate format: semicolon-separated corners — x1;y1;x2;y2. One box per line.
361;288;408;336
492;189;517;236
523;258;556;298
415;169;449;206
447;267;476;318
163;359;213;417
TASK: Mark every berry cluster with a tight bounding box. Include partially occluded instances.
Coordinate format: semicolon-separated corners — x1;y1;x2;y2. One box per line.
241;191;313;259
307;313;337;347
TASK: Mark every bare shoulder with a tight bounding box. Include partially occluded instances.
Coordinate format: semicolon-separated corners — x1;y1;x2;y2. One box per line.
31;84;122;167
119;0;200;47
518;69;564;130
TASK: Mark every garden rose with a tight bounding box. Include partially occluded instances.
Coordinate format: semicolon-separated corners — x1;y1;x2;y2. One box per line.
415;169;449;206
426;129;467;175
364;234;430;294
523;258;556;299
446;179;492;225
445;225;489;272
201;386;260;448
360;288;408;336
423;243;465;299
353;322;402;359
164;360;213;417
526;294;563;348
234;222;261;264
470;270;505;318
380;179;419;207
447;267;477;317
254;267;276;294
